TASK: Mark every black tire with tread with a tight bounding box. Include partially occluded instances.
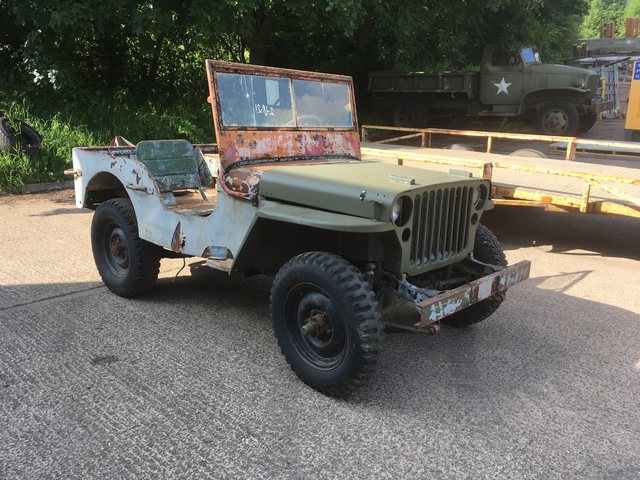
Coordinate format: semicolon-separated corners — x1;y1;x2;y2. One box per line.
270;252;384;397
0;117;43;157
577;112;597;134
441;224;507;328
393;103;426;128
536;101;579;136
91;198;161;297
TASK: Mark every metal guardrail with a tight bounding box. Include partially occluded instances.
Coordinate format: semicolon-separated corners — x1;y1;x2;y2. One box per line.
360;125;640;217
361;124;640;162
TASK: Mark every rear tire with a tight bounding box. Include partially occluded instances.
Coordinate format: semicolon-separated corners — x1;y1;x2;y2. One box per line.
270;252;384;397
91;198;161;297
441;224;507;328
393;103;426;128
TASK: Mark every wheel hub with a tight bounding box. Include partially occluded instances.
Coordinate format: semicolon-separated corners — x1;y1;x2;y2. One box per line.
300;311;329;337
544;110;568;133
285;288;347;369
105;226;129;271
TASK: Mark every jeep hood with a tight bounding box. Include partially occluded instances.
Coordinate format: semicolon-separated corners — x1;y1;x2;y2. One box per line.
259;161;486;220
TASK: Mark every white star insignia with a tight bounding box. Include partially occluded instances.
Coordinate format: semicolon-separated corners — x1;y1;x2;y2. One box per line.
494;77;511;95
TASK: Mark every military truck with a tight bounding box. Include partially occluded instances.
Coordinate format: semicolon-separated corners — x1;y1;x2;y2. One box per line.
69;61;530;397
369;45;614;135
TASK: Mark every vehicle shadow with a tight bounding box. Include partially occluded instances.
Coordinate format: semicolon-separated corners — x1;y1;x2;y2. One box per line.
482;205;640;261
2;268;638;477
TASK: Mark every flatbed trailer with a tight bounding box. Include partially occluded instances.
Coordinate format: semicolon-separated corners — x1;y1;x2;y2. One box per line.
360;126;640;219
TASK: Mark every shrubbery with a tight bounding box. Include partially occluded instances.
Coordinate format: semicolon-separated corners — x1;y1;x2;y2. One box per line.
0;88;213;192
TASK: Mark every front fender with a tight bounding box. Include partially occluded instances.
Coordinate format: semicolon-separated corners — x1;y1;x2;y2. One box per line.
519;87;591;114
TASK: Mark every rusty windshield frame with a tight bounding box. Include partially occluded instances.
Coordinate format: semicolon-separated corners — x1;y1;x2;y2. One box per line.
206;61;358;133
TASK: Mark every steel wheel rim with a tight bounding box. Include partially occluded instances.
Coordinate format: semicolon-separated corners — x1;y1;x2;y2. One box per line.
104;223;129;276
284;283;347;370
543;109;568;133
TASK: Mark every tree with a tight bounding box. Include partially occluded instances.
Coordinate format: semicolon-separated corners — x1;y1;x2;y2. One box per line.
0;0;588;97
580;0;626;38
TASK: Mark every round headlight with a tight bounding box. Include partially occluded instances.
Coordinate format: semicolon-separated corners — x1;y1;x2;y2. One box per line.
475;184;489;210
391;195;413;226
391;199;402;223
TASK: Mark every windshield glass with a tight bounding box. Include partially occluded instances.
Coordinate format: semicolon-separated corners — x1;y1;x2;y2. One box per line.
520;47;540;64
216;72;353;128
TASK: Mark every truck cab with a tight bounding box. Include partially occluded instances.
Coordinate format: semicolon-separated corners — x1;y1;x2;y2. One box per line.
478;45;607;134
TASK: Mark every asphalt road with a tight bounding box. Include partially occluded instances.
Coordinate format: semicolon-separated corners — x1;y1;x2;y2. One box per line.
1;190;639;479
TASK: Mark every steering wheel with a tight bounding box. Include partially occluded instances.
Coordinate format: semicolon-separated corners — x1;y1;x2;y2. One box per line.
285;115;322;127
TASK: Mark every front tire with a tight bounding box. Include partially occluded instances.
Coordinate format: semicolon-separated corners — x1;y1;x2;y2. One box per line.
270;252;384;397
536;101;579;136
441;224;507;328
577;112;597;134
91;198;161;297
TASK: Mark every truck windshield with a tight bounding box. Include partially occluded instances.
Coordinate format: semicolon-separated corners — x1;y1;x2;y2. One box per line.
520;48;541;64
216;72;353;129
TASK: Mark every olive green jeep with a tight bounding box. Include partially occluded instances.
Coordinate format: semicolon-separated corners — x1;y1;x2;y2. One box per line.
69;61;530;396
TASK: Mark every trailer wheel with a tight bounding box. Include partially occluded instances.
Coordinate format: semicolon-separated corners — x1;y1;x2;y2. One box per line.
270;252;384;397
536;101;579;136
577;112;597;134
442;224;507;328
91;198;161;297
393;103;425;128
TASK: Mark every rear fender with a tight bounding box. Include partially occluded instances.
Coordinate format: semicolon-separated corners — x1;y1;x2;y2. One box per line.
72;147;258;263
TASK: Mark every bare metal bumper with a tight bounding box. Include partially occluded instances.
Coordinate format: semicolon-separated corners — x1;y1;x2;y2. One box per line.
595;100;615;114
416;260;531;325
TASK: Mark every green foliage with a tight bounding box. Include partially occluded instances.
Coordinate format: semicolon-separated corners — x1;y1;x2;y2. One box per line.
0;0;589;191
625;0;640;18
580;0;626;38
0;88;213;192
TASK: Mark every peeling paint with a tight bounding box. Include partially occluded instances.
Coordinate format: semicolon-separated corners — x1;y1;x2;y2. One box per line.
416;260;531;324
428;297;465;321
171;222;186;252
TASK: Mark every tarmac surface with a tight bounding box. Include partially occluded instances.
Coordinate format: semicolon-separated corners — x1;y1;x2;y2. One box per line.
1;186;640;478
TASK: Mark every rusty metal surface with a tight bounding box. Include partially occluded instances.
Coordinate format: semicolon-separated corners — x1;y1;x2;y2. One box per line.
205;60;361;198
416;260;531;324
217;130;361;171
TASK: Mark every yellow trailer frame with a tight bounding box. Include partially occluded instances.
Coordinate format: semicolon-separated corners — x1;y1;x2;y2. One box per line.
360;125;640;219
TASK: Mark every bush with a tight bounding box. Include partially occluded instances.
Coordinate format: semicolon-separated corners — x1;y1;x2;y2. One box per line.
0;86;214;193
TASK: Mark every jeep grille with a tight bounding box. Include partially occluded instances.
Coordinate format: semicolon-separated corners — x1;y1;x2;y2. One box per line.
409;187;473;266
588;75;598;97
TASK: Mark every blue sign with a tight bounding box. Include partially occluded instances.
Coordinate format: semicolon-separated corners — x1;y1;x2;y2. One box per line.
634;62;640;80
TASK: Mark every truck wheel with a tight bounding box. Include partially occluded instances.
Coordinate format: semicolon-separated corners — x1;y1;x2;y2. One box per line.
577;112;597;134
441;224;507;328
536;101;579;136
91;198;161;297
393;103;425;128
270;252;384;397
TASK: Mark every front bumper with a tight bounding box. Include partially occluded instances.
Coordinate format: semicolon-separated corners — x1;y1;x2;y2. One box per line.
594;99;615;114
416;260;531;325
